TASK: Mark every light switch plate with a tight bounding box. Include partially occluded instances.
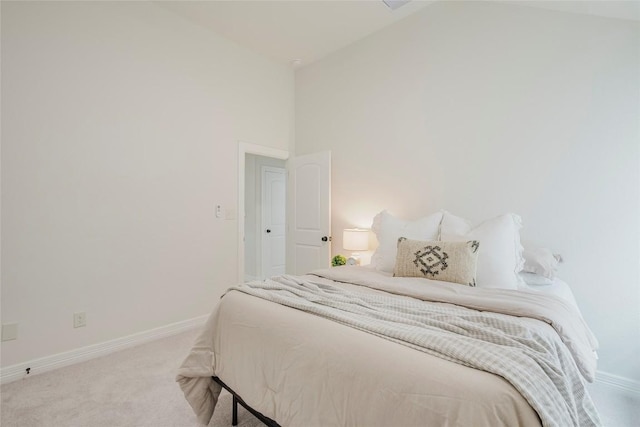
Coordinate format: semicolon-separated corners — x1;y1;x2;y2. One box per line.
74;312;87;328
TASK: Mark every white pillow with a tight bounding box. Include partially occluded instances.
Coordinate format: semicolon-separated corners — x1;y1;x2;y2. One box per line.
371;210;443;273
522;246;559;279
439;212;524;289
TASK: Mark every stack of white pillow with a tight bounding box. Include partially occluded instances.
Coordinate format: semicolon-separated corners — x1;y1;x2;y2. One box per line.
371;210;558;289
520;247;560;286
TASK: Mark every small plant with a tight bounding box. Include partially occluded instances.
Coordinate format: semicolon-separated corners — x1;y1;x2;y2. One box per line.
332;254;346;267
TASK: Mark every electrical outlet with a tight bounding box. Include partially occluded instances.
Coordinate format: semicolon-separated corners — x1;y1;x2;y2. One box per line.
73;312;86;328
1;323;18;341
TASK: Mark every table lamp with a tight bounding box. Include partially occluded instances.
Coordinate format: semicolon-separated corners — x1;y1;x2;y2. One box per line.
343;228;369;265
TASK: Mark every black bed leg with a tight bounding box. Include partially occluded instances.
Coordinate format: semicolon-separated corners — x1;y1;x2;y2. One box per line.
232;395;238;426
213;376;280;427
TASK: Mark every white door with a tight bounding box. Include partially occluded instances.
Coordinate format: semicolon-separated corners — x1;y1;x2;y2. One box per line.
293;151;331;274
261;166;286;278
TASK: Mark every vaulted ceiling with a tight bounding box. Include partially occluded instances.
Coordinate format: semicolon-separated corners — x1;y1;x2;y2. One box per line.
156;1;640;67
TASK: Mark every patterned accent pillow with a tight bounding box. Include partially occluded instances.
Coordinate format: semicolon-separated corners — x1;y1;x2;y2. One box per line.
393;237;480;287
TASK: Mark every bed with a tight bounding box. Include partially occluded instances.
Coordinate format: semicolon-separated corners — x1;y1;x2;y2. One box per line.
176;211;602;427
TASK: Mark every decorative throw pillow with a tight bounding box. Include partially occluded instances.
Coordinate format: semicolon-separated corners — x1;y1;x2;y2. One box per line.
371;210;443;273
393;237;480;287
439;212;524;290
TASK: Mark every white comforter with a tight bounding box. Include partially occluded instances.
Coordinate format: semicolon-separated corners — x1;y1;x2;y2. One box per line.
176;266;600;427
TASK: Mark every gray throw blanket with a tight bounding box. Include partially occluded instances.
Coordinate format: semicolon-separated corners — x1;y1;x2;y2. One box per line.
229;274;601;427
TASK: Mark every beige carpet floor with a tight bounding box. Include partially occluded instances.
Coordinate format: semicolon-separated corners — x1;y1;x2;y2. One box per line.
2;327;639;426
0;329;260;427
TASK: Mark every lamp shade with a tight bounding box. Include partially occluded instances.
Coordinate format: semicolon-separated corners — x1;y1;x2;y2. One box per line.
343;228;369;251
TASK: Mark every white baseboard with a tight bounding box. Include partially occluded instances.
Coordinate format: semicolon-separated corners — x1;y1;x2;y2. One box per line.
595;370;640;397
0;314;208;384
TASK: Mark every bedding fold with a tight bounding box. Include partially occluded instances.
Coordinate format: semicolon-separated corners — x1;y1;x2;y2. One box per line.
176;308;223;425
312;266;599;382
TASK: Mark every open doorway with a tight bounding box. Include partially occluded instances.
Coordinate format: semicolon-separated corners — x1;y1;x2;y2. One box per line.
237;142;289;283
237;143;331;282
244;154;286;281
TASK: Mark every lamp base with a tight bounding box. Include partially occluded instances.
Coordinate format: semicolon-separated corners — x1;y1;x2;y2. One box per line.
347;254;361;266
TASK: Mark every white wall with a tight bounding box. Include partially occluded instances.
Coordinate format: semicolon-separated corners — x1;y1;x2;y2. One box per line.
1;2;294;367
296;1;640;382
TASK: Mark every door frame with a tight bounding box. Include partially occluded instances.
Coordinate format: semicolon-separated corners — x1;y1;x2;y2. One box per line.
237;142;289;283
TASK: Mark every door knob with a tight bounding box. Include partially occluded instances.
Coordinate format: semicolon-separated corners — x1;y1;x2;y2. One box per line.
321;236;329;242
266;229;271;233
